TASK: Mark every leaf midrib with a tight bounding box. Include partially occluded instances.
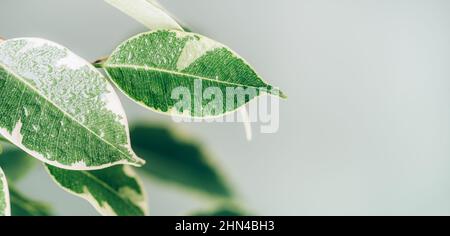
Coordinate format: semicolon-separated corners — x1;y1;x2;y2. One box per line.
104;63;273;93
0;62;133;163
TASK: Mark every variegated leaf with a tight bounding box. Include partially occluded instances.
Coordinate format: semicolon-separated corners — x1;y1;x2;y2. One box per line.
103;1;253;138
101;30;286;117
0;38;144;170
0;167;10;216
104;0;183;30
46;164;148;216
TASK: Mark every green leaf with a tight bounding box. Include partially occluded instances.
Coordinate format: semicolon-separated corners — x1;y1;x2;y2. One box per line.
0;38;144;170
0;146;36;182
102;30;286;117
0;167;11;216
131;124;233;199
104;0;183;31
190;205;248;216
45;164;148;216
0;136;8;147
9;187;52;216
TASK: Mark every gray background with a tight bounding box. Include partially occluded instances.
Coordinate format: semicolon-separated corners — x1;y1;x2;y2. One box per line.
1;0;450;215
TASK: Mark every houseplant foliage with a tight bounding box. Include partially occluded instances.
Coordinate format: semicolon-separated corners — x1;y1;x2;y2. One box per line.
99;30;285;117
130;124;233;199
8;187;52;216
0;38;144;170
0;0;285;216
0;146;51;216
0;167;10;216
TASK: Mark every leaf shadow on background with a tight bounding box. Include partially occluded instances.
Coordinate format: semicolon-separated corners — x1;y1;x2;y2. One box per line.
130;124;234;200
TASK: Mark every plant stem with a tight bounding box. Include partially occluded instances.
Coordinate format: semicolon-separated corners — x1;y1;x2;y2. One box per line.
92;56;108;68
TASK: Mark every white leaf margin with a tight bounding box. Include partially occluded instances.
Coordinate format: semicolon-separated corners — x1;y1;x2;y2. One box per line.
105;0;183;31
0;38;144;170
45;165;149;216
104;0;254;139
0;167;11;216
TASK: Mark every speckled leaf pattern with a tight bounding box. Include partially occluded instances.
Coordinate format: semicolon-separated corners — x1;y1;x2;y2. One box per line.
0;167;11;216
131;124;233;199
103;30;286;117
46;164;148;216
0;38;144;170
105;0;183;30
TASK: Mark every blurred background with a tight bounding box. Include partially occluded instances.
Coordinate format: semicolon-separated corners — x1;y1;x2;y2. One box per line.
1;0;450;216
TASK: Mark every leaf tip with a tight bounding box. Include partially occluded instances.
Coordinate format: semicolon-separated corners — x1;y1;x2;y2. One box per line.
278;91;288;99
129;156;146;167
267;87;287;99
